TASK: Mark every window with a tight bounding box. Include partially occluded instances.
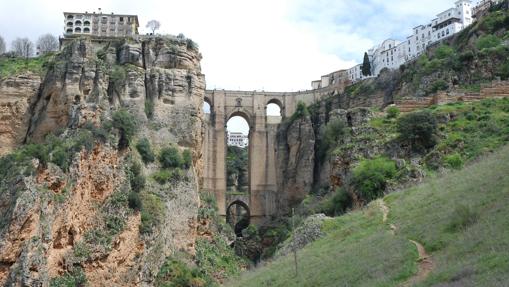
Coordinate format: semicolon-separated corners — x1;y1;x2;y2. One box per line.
120;17;124;21
67;22;73;27
84;21;90;26
75;20;82;25
84;28;90;33
74;27;82;33
67;15;74;20
66;28;73;33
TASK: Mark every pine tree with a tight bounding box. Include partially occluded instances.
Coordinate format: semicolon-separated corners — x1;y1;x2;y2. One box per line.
362;52;372;76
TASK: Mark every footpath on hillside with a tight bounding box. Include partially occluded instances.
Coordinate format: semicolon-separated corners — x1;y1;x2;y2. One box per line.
378;200;434;286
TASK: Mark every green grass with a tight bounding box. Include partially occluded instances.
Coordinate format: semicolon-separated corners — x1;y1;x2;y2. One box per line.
0;54;54;79
226;144;509;287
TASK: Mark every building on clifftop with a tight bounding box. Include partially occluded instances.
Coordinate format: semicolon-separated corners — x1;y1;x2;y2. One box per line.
63;10;139;38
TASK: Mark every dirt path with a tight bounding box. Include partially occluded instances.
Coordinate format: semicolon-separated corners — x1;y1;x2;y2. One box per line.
378;199;434;286
401;240;434;287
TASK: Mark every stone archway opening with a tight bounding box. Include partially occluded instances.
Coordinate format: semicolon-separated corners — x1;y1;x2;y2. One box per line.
203;98;211;114
226;200;250;237
226;114;250;197
266;99;283;124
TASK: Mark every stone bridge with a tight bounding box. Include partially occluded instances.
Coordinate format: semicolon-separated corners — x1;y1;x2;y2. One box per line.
202;87;335;224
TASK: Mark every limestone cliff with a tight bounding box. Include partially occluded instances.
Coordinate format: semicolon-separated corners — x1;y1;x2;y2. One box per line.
275;114;315;211
0;74;41;156
0;36;206;286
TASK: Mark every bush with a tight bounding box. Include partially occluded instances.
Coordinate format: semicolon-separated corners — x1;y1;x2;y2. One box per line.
153;170;172;185
128;192;142;210
430;80;449;93
112;109;138;149
397;110;439;152
140;192;165;234
128;161;145;193
351;157;397;202
159;146;183;169
447;205;479;232
50;267;87;287
434;45;455;60
182;149;192;169
136;138;155;164
156;257;209;287
386;106;400;119
153;169;187;184
322;188;353;216
290;101;309;122
444;153;464;170
476;35;502;50
319;119;347;158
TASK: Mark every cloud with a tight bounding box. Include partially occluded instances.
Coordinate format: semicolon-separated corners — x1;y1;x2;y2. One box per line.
0;0;469;92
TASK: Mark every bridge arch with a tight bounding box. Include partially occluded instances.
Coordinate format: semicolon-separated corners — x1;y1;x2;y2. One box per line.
226;200;251;237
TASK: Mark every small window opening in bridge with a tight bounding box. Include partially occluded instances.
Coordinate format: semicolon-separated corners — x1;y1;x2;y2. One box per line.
226;116;249;196
203;101;211;114
266;100;283;124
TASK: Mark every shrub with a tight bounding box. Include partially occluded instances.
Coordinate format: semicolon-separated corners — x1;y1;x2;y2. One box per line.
319;119;347;158
128;192;142;211
112;109;138;149
156;257;209;287
128;161;145;193
136;138;155;164
458;50;475;62
140;192;165;234
290;101;309;122
351;157;397;202
50;267;87;287
182;149;192;169
109;65;127;87
430;80;449;93
434;45;455;60
447;205;479;232
386;106;400;119
397;110;439;152
476;35;502;50
159;146;183;169
153;170;172;184
322;188;353;216
444;153;464;170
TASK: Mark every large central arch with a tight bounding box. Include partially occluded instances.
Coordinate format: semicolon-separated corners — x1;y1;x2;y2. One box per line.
202;89;331;224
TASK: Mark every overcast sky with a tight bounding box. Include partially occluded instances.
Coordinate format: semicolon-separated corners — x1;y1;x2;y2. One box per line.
0;0;469;135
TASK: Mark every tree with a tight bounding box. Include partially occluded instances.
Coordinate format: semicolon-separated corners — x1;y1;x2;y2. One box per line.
397;110;438;152
37;34;58;55
146;20;161;34
0;35;5;55
362;52;372;76
11;38;34;59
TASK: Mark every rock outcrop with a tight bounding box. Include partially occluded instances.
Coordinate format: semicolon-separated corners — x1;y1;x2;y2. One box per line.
276;114;315;211
0;36;206;286
0;74;41;156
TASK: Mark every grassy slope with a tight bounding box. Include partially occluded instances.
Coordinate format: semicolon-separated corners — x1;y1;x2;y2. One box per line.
226;144;509;287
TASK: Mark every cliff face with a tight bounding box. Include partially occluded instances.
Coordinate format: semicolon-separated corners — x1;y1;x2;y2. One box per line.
0;75;41;156
0;37;206;286
275;115;315;210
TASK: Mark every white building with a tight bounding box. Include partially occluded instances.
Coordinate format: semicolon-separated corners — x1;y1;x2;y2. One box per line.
228;132;248;148
64;11;139;37
313;0;476;87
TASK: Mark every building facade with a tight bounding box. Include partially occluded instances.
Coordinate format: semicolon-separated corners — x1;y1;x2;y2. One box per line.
63;11;139;37
312;0;476;87
227;132;249;148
